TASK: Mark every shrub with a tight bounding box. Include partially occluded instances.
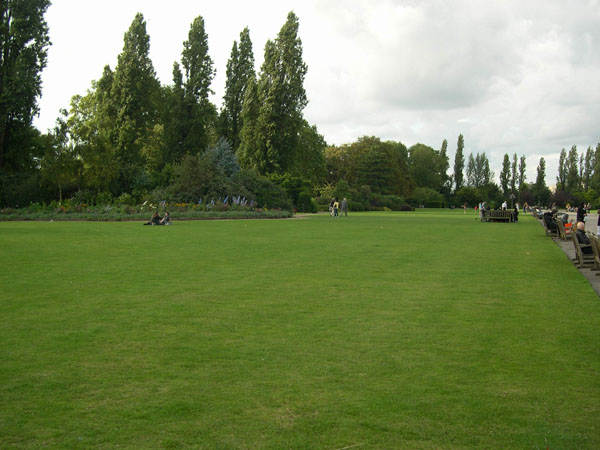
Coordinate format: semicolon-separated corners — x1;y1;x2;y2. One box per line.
371;194;406;211
424;201;445;208
296;191;318;213
348;200;366;211
116;193;134;205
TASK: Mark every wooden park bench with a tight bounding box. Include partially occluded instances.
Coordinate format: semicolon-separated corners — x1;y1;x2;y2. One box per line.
556;220;572;240
588;234;600;272
482;210;516;223
572;229;595;268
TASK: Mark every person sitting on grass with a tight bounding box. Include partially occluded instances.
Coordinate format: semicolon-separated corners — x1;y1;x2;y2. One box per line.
160;212;171;225
144;211;162;226
575;221;593;255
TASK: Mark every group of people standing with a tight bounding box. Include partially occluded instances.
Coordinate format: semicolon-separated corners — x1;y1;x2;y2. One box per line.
329;198;348;217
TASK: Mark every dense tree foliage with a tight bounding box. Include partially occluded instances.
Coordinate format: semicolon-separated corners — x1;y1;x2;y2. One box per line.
0;0;51;171
499;154;510;195
466;152;492;188
111;13;162;191
239;12;308;175
180;16;216;155
408;143;447;192
2;7;599;211
220;28;254;152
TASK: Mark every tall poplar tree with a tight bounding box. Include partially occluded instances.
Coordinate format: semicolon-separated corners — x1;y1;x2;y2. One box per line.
500;153;511;195
111;13;161;188
518;155;526;191
510;153;518;195
221;27;254;152
237;76;259;169
466;153;476;186
565;145;579;193
0;0;51;170
180;16;216;154
590;143;600;192
439;139;450;192
583;146;593;191
578;153;584;191
245;11;308;174
535;157;546;189
162;62;186;163
557;148;567;191
453;134;465;191
534;157;550;205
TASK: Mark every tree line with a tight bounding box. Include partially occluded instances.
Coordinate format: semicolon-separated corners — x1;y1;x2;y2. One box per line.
1;2;598;211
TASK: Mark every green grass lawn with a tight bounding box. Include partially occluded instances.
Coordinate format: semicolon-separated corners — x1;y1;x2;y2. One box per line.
1;211;599;449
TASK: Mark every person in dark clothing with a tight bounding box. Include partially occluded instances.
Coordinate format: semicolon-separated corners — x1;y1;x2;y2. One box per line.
576;221;593;255
144;211;162;225
577;203;586;224
151;211;162;225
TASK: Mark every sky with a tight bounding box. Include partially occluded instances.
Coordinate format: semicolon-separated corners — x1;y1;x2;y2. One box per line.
35;0;600;185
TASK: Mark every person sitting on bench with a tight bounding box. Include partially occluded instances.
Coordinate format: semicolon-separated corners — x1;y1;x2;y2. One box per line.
576;221;593;255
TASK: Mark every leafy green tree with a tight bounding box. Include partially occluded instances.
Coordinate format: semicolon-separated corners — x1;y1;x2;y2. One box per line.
590;144;600;192
292;120;326;184
583;146;593;191
499;154;511;195
455;186;482;207
534;157;551;205
466;153;476;187
466;152;492;188
478;182;503;207
439;139;451;194
510;153;518;195
169;153;221;203
162;63;186;164
565;145;579;193
535;157;546;189
325;136;412;197
357;138;412;197
557;148;567;191
180;16;216;154
579;153;584;191
518;155;526;192
67;89;119;194
111;13;161;189
221;27;254;152
62;64;124;194
409;143;446;191
453;134;465;191
247;12;308;174
411;186;444;206
0;0;51;171
39;112;82;203
482;155;492;186
324;142;368;187
237;75;259;169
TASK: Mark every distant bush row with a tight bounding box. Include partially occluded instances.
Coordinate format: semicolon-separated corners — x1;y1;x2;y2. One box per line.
0;203;292;222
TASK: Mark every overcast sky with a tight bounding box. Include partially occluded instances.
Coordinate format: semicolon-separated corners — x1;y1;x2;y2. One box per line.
35;0;600;185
